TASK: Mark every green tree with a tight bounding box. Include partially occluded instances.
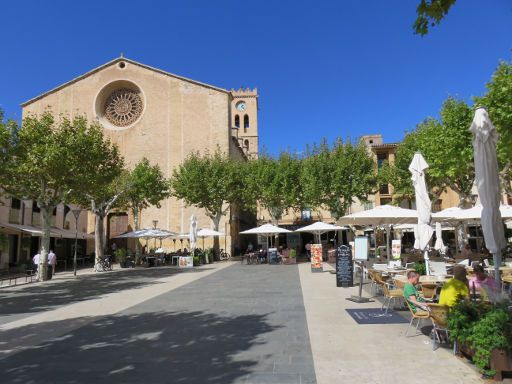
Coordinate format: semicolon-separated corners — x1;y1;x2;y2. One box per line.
0;112;120;280
171;150;252;232
125;158;170;257
413;0;457;36
382;97;473;207
475;61;512;194
302;139;376;220
250;152;303;222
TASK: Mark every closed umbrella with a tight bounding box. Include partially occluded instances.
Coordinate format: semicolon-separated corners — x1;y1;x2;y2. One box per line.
470;107;506;282
409;153;434;274
189;214;198;256
413;225;420;250
434;222;445;252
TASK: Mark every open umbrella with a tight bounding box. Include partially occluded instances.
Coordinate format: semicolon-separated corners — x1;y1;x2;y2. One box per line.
196;228;224;263
295;221;344;243
240;223;291;250
470;107;506;282
339;205;418;260
409;153;434;274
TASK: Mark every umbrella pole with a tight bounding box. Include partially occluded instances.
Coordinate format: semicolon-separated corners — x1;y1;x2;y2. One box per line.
424;250;430;276
386;226;391;262
492;252;501;283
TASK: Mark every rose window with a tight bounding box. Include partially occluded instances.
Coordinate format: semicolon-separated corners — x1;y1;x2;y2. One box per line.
104;88;143;127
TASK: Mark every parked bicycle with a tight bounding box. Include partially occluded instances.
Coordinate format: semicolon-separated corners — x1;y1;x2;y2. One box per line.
95;255;113;272
219;249;230;261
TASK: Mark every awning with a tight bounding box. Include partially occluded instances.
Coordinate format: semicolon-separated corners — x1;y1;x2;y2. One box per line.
0;222;60;237
50;227;94;239
0;222;93;239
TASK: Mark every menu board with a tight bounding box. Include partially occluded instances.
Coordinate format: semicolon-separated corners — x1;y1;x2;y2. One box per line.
354;236;369;260
268;247;278;264
336;245;353;287
179;256;193;268
310;244;323;272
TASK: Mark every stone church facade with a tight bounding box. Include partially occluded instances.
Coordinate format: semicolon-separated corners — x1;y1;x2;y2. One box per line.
19;56;259;254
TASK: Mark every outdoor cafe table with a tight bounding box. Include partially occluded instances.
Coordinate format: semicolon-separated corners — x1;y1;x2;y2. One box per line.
241;252;258;264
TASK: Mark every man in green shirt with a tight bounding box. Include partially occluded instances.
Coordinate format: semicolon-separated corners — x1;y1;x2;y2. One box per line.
403;271;430;315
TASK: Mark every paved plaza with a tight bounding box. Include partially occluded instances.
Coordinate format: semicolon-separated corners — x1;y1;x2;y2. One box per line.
0;262;507;384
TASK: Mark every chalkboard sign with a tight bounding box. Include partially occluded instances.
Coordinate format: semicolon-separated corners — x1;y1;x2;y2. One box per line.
336;245;353;288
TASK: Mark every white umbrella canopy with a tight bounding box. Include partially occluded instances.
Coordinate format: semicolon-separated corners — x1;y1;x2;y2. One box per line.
413;225;420;250
340;205;418;260
197;228;225;237
432;205;512;221
409;153;434;273
295;221;344;243
470;107;507;281
240;223;291;249
114;228;176;239
240;223;291;235
434;222;445;252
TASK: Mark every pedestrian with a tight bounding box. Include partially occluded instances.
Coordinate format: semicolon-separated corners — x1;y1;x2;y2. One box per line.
305;241;312;261
32;252;41;272
48;250;56;275
247;241;253;253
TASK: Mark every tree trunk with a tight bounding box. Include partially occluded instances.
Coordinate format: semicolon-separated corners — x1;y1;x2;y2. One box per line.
38;206;51;281
95;214;105;265
211;214;222;262
133;206;140;262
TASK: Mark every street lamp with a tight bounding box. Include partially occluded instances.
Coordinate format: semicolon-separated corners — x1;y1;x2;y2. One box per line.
71;208;82;277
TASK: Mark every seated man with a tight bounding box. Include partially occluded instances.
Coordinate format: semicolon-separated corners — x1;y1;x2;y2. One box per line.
439;265;469;307
403;271;430;315
468;264;499;297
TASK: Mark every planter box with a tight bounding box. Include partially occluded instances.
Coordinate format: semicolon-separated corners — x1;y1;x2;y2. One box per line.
491;349;512;381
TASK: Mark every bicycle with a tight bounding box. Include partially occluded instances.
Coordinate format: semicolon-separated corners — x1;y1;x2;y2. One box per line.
219;249;231;261
95;255;113;272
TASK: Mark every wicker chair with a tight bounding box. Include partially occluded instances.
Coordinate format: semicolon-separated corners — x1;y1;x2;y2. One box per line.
428;303;453;352
381;282;404;314
420;283;438;301
404;294;430;337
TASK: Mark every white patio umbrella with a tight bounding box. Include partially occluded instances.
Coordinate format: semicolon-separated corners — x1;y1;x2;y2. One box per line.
240;223;291;249
339;205;418;260
295;221;343;243
413;225;420;250
196;228;224;263
189;214;198;256
434;222;445;252
432;205;512;221
470;107;507;282
409;153;434;274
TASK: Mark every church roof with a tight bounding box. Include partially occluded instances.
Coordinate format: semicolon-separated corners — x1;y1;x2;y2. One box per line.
21;56;230;107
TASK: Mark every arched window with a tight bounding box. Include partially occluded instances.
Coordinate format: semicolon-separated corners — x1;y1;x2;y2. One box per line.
244;139;250;151
244;114;249;130
234;115;240;128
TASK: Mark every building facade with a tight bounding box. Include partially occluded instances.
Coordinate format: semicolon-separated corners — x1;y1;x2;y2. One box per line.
1;57;259;267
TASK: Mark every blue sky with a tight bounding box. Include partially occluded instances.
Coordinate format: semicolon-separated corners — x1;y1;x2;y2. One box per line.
1;0;511;155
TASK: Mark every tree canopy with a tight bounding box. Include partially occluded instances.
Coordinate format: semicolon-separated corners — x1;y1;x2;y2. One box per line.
413;0;457;36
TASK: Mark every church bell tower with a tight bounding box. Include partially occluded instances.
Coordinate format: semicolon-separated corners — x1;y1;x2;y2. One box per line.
230;88;259;159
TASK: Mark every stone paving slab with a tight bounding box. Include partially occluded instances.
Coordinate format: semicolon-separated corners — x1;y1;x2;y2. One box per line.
0;263;316;384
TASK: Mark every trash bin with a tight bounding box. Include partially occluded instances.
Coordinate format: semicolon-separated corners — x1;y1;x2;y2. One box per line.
47;265;53;280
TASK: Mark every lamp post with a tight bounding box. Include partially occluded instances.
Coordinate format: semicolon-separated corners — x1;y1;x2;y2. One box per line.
71;209;82;277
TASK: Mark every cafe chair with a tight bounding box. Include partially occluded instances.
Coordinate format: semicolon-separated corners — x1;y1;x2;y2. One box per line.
420;283;438;301
428;303;453;352
381;282;404;314
404;297;430;337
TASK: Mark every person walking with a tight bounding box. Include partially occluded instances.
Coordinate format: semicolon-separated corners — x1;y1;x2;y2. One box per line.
32;252;40;272
48;250;56;276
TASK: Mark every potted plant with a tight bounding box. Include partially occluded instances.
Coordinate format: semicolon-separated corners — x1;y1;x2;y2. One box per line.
115;248;128;268
193;255;200;266
448;300;512;379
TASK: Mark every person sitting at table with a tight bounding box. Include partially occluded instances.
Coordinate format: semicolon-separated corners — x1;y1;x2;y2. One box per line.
460;243;472;259
403;271;430;314
468;264;499;297
439;265;470;307
258;249;266;264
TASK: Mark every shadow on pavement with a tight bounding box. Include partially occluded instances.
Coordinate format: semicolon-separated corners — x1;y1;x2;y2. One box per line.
0;310;278;384
0;267;212;317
